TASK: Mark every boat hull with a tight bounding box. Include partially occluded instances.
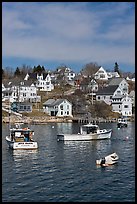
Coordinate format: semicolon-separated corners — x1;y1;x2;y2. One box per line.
6;136;38;150
57;129;112;141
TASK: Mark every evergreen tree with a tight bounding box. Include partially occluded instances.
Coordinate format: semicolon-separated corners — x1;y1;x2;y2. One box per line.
114;62;121;76
33;65;45;73
14;67;21;77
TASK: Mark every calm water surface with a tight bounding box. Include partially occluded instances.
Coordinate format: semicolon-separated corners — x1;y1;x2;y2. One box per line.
2;122;135;202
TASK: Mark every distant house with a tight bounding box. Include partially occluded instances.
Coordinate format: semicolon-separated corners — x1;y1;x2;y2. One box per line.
108;77;129;95
96;81;132;116
36;73;54;91
24;72;54;91
107;71;120;79
94;67;108;81
96;85;122;105
43;99;73;117
2;79;41;103
80;78;98;93
126;76;135;82
129;90;135;108
90;79;99;92
64;69;76;81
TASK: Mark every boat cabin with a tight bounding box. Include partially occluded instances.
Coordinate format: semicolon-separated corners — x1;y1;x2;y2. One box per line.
10;128;34;142
81;124;99;134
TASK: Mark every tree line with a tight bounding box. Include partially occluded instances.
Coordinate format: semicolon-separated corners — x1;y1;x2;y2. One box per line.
2;62;134;80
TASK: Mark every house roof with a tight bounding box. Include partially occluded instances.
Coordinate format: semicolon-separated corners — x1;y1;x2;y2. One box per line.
43;99;55;106
52;99;66;106
3;78;35;88
43;99;71;106
108;77;126;86
96;85;119;95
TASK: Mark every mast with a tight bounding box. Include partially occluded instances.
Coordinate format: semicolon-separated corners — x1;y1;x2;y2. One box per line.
8;89;11;134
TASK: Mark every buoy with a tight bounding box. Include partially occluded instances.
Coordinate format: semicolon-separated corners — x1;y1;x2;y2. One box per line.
52;126;54;128
126;136;129;140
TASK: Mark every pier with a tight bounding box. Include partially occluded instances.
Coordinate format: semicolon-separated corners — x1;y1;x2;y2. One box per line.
72;117;118;124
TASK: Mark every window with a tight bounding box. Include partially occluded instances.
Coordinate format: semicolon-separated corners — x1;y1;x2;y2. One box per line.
61;111;63;115
124;105;128;108
100;74;105;78
98;96;100;100
60;105;63;110
26;106;31;110
67;111;69;115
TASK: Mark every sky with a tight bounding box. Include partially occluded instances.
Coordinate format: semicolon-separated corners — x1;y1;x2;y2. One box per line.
2;2;135;73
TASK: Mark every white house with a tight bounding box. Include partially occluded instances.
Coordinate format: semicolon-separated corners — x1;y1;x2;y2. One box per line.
107;72;120;79
94;67;108;81
111;95;132;116
43;98;73;117
90;79;99;92
126;76;135;82
64;70;76;81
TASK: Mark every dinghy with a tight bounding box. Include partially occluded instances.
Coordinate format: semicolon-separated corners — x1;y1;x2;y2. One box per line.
96;152;119;166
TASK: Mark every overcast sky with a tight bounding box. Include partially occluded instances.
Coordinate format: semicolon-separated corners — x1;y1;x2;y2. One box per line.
2;2;135;73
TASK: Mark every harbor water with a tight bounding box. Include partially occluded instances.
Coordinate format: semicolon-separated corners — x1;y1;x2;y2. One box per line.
2;122;135;202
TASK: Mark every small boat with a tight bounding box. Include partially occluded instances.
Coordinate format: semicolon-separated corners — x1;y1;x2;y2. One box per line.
96;152;119;166
57;123;112;141
5;124;38;150
117;118;128;128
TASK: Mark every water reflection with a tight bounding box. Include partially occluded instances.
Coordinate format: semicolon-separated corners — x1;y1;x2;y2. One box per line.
11;149;38;162
56;123;74;134
63;138;112;154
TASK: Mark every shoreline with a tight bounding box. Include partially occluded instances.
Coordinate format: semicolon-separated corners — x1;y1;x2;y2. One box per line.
2;115;135;125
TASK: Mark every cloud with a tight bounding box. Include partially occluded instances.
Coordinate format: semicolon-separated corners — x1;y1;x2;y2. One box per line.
2;2;135;68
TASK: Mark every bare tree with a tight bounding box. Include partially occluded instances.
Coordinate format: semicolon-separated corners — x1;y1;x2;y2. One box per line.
81;62;100;77
3;67;14;79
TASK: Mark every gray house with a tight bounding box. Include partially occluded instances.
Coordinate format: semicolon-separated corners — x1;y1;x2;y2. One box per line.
43;99;73;117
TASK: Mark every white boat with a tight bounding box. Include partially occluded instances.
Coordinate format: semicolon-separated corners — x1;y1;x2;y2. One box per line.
57;123;112;141
5;124;38;150
96;152;119;166
117;118;128;128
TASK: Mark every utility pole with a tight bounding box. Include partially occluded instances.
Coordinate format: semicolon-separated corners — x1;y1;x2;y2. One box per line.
91;80;93;105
